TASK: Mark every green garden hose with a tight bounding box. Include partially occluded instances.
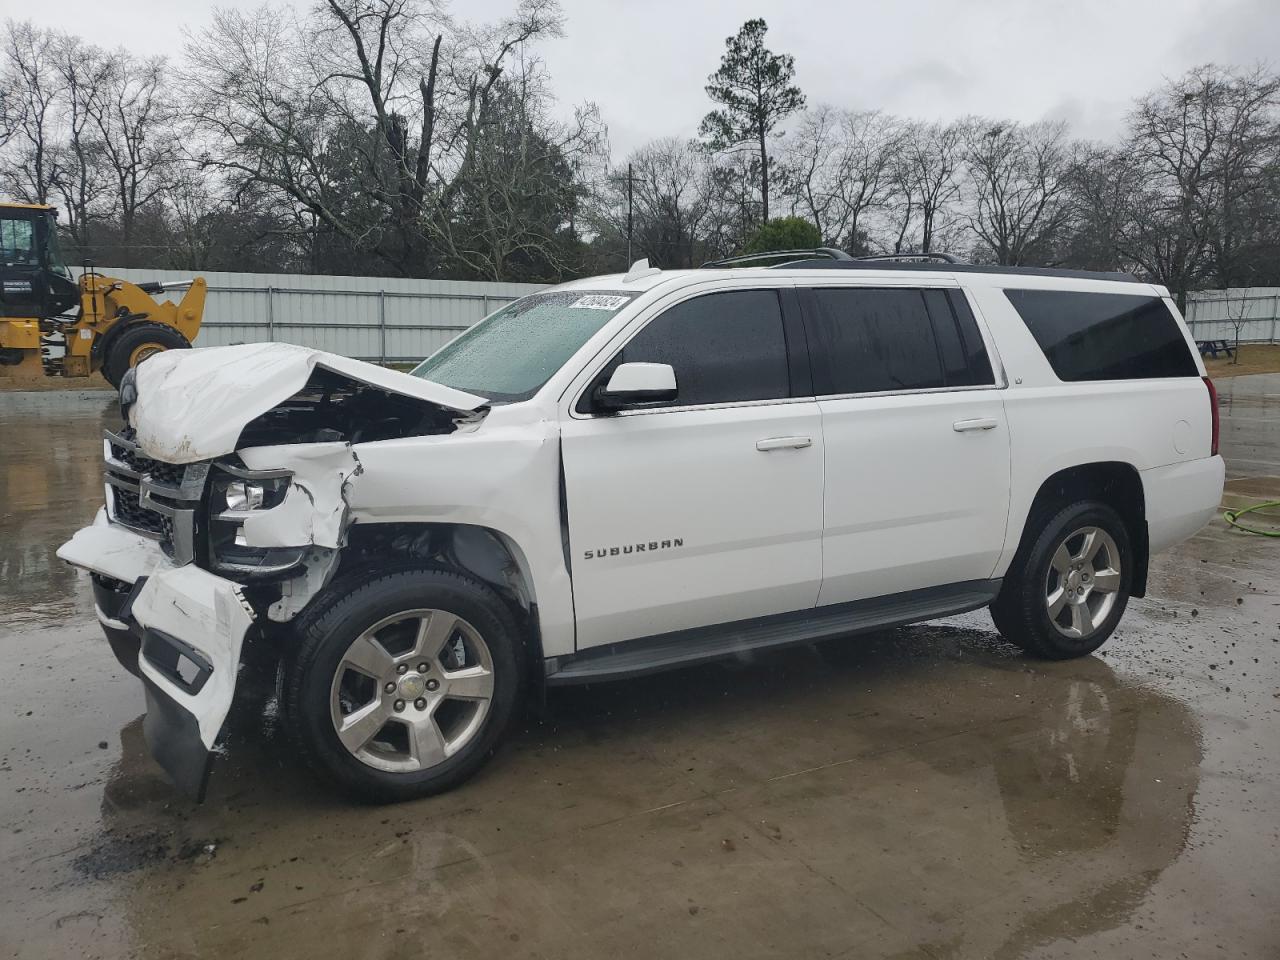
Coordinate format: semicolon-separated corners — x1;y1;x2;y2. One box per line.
1224;501;1280;537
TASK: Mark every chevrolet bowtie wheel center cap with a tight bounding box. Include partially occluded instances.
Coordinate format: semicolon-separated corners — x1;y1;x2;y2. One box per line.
397;674;427;700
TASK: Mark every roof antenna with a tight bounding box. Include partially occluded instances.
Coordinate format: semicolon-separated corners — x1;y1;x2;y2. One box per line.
623;258;661;283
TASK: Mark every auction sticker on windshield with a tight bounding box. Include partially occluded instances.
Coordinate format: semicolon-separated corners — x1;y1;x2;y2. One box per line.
569;295;630;310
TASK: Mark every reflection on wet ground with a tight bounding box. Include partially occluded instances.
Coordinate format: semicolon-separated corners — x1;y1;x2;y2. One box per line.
2;380;1279;959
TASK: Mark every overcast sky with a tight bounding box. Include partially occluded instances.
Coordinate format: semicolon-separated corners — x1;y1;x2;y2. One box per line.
22;0;1279;158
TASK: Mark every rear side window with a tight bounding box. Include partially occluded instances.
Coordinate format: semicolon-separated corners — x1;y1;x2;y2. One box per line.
924;290;995;387
1004;289;1198;381
616;289;790;406
803;288;995;394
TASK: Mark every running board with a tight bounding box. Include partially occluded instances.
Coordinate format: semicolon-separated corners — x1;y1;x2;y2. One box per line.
545;579;1000;686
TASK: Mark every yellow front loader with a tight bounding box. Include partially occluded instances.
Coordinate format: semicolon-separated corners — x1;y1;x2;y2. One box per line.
0;203;207;387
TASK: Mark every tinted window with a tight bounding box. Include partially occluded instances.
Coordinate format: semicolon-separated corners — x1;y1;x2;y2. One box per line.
947;290;995;384
923;290;995;387
806;288;945;393
1004;289;1198;381
613;290;790;406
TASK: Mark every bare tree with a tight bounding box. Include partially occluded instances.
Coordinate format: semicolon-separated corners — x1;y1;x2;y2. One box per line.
1;22;62;204
1118;66;1273;305
1223;289;1253;365
964;119;1076;265
89;51;179;266
184;0;583;278
703;151;762;256
780;106;900;250
886;121;964;255
592;138;717;268
1193;66;1279;289
39;34;112;254
438;84;603;280
1061;145;1136;272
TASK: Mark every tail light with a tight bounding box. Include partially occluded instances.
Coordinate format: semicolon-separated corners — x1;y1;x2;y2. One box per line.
1202;376;1220;456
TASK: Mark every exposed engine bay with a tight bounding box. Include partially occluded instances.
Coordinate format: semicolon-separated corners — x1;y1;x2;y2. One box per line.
236;367;467;448
122;341;488;464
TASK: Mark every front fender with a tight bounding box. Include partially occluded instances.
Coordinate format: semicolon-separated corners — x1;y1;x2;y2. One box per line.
345;419;575;657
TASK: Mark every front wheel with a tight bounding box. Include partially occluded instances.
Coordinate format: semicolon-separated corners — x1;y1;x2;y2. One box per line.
283;568;525;803
990;501;1132;659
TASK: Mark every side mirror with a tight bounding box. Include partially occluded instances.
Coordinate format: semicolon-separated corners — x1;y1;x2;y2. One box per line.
593;362;677;412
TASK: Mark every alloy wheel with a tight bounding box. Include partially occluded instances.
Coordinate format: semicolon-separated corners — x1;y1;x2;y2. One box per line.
328;608;495;772
1044;526;1122;639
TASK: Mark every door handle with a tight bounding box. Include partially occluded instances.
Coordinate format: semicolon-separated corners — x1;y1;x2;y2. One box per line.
756;436;813;451
952;418;999;432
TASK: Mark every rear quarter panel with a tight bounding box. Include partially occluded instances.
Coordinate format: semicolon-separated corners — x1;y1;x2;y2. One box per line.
967;280;1217;575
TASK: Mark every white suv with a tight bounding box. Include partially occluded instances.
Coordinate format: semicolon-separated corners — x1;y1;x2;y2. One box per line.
59;250;1225;802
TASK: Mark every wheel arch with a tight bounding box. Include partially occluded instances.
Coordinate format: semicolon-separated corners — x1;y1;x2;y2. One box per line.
1010;462;1149;598
336;521;546;676
90;318;131;373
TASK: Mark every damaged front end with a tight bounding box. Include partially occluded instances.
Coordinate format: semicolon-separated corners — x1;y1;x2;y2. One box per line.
207;443;361;620
57;343;488;799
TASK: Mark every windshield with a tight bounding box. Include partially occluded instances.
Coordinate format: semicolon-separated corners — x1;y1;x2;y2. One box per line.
0;215;37;268
0;211;70;277
411;291;637;402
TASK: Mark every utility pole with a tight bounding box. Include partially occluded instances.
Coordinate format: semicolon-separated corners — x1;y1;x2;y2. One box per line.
622;162;645;267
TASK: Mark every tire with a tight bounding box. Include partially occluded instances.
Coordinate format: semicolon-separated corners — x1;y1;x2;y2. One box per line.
283;567;525;803
990;500;1132;660
102;322;190;387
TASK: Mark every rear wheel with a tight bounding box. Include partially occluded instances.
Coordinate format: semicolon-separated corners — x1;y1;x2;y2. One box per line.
284;568;525;803
102;322;190;387
990;501;1131;659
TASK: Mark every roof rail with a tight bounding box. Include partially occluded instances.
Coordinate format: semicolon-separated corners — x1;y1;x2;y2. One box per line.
782;259;1140;282
853;252;965;264
699;246;1139;282
700;247;852;269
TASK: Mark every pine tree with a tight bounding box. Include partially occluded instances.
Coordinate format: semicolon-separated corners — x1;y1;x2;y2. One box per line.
699;19;805;222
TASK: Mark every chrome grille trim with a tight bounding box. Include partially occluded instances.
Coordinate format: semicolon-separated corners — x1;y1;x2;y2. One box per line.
103;429;209;563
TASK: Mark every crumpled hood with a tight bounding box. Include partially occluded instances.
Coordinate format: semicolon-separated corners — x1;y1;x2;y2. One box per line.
130;342;487;463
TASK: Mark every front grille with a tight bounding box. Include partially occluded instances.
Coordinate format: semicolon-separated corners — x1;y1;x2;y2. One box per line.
108;485;165;536
145;461;187;488
106;437;148;474
103;428;210;563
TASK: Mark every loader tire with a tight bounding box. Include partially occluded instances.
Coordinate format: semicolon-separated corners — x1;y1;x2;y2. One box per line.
103;322;190;387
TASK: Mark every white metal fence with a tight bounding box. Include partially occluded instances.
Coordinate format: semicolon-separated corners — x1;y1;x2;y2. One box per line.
95;268;549;362
1185;288;1280;344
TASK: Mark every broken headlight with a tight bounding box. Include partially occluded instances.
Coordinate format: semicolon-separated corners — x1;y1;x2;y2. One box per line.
207;463;304;578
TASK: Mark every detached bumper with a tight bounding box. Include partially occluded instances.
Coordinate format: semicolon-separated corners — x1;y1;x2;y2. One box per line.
59;514;254;800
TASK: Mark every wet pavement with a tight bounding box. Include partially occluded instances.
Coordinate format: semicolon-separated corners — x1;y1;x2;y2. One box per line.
1;379;1278;960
